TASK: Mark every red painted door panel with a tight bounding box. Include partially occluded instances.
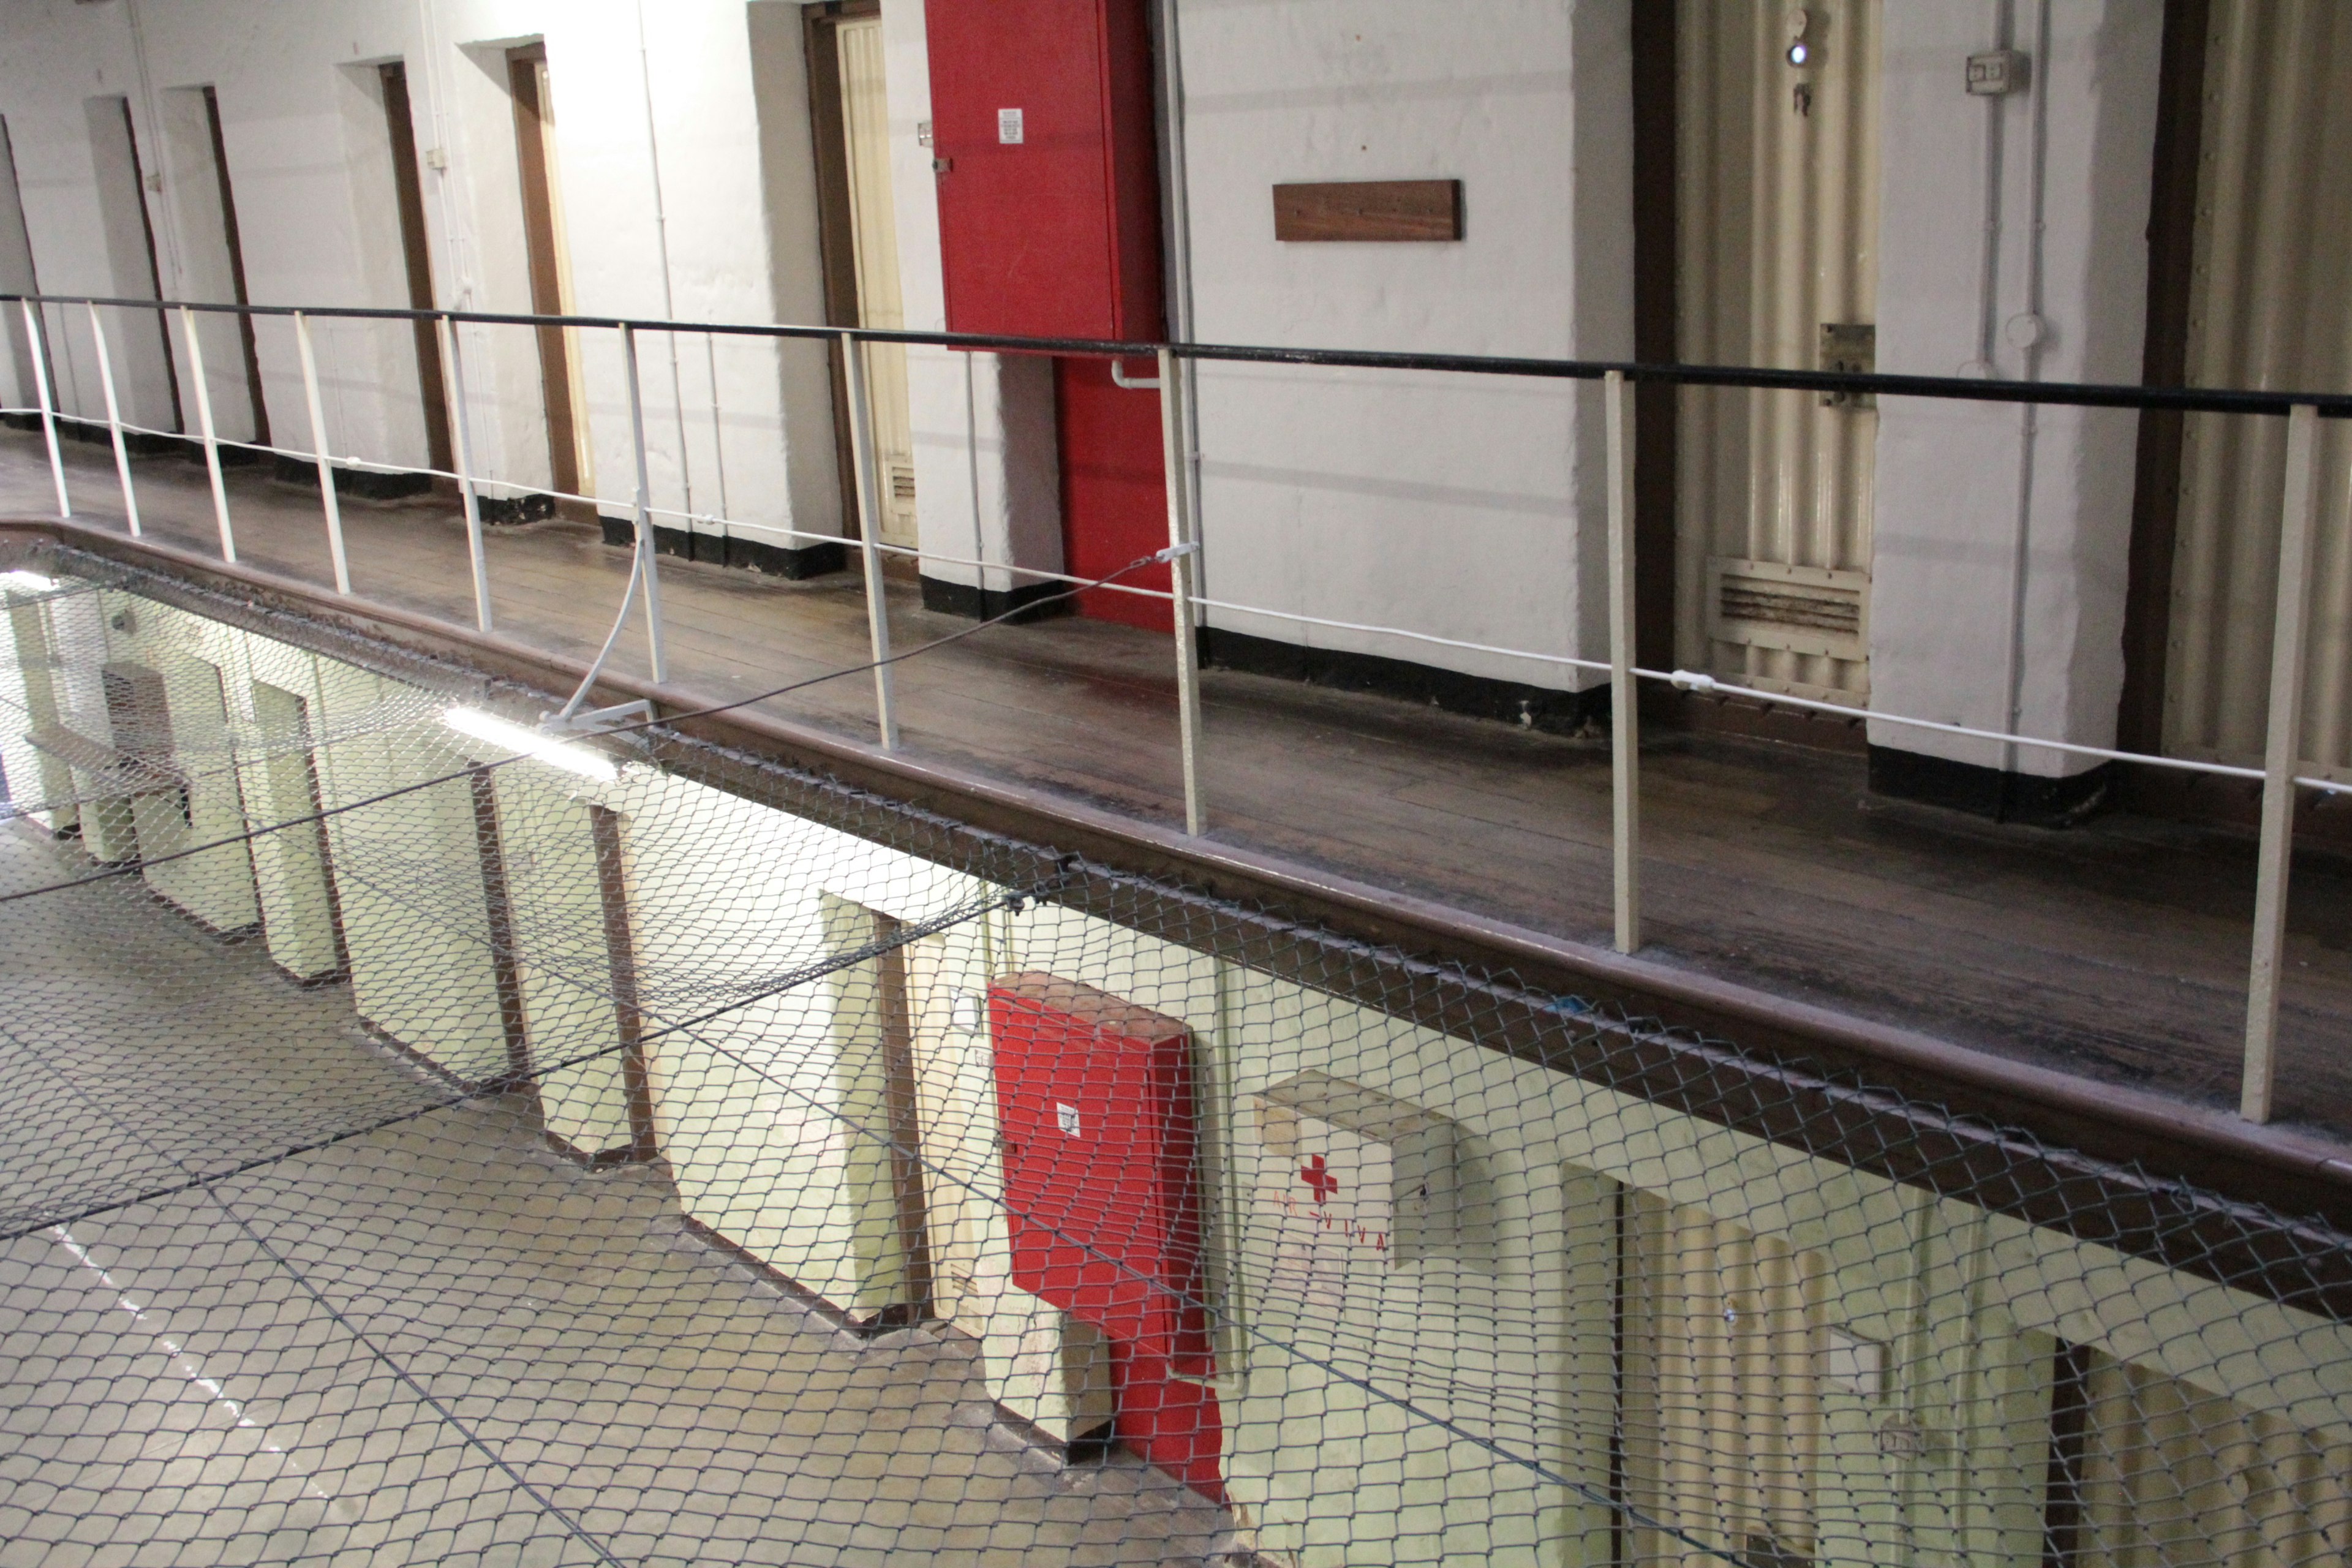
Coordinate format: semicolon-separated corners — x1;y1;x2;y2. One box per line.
1055;359;1172;632
987;972;1220;1498
924;0;1163;342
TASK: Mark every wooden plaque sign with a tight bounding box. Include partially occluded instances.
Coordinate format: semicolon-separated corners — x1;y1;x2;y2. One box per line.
1272;179;1463;243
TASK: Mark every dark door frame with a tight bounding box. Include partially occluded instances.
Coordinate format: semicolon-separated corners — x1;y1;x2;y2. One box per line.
113;98;185;435
507;43;583;508
803;0;884;542
380;62;455;476
2116;0;2212;759
198;86;269;448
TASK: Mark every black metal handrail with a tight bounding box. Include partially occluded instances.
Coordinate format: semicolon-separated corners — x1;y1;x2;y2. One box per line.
7;290;2349;418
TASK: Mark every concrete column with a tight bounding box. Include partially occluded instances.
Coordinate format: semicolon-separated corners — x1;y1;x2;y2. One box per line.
1175;0;1633;717
1866;0;2163;820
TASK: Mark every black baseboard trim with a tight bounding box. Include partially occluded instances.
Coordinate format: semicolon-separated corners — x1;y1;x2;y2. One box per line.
598;515;846;579
919;573;1071;624
477;491;556;526
1199;624;1608;735
1868;744;2113;827
268;454;435;501
7;410;247;462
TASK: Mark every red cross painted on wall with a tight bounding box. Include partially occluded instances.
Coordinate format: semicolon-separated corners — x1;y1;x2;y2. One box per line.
1299;1155;1338;1204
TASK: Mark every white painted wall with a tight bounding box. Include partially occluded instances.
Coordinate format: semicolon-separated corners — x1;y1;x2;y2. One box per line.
1867;0;2162;775
1175;0;1633;690
0;0;842;544
0;1;2215;778
20;565;2352;1567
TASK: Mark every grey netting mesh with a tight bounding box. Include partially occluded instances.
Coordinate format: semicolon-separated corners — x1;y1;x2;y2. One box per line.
1;548;2348;1568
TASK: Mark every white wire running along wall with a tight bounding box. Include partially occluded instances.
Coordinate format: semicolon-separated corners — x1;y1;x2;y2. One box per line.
9;290;2352;1132
0;556;2348;1568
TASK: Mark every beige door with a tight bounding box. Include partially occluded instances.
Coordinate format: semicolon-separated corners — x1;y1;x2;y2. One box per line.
1619;1194;1827;1567
835;15;918;551
2066;1344;2352;1567
2164;2;2352;785
1676;0;1882;704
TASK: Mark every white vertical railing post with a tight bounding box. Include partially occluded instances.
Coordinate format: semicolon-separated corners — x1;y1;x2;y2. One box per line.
1605;369;1641;955
85;303;138;535
179;306;235;562
842;330;898;749
1159;344;1205;835
435;314;493;633
293;311;350;595
2241;401;2322;1123
620;323;668;685
23;300;68;519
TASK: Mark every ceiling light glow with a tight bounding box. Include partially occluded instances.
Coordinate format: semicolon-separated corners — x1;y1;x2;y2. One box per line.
443;706;619;782
0;570;60;592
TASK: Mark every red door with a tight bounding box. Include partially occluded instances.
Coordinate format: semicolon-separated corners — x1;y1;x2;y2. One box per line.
988;971;1221;1498
1056;360;1172;633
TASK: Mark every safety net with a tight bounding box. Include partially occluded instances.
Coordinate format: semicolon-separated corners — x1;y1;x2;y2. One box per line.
0;546;2348;1568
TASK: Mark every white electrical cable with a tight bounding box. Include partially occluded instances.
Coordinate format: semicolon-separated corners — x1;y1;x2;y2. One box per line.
18;310;2350;804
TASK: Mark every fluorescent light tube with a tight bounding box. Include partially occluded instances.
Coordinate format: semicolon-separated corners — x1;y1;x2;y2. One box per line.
0;570;60;592
443;706;619;782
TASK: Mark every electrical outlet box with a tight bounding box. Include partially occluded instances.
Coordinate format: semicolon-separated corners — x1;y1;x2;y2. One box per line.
1967;49;2027;96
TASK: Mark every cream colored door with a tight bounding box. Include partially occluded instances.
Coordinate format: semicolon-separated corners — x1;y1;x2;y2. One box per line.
836;15;918;551
1619;1194;1827;1568
2068;1344;2352;1567
2165;1;2352;785
1676;0;1881;704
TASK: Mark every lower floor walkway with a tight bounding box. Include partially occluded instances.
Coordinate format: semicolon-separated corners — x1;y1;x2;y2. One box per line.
0;822;1230;1567
5;430;2349;1139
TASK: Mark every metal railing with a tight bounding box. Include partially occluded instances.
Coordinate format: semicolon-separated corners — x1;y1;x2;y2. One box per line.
5;288;2348;1125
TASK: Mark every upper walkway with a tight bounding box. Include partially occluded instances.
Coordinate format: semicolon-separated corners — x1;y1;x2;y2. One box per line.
7;428;2350;1147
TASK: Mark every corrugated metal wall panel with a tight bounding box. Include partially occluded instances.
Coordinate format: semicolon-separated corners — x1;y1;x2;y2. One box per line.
2166;1;2352;779
1621;1194;1826;1565
2077;1348;2352;1568
1676;0;1882;705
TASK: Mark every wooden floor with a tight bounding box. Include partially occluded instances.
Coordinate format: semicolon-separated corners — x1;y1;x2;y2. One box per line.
9;432;2351;1137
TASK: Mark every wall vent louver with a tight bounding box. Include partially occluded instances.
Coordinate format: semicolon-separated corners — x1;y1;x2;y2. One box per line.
1706;557;1871;663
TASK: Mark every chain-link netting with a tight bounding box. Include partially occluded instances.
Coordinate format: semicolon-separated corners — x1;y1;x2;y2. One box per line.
1;548;2349;1568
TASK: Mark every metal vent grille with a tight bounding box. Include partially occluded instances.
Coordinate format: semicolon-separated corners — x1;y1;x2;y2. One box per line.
1706;557;1871;662
890;464;917;503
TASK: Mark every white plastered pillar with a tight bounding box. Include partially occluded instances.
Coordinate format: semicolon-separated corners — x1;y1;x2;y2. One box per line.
1867;0;2163;784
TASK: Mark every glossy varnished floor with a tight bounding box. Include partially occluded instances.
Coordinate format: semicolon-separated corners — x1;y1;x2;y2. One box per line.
6;431;2348;1137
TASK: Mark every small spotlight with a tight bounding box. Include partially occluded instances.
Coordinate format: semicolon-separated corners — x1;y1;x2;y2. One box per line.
443;706;619;782
1784;6;1814;67
0;570;59;592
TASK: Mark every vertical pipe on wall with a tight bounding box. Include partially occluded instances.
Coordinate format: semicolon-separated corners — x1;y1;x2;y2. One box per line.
85;303;138;535
842;330;897;750
437;315;492;634
2241;402;2321;1125
179;306;235;562
22;301;66;519
1607;370;1641;954
293;312;350;595
620;324;667;687
1997;0;2053;791
1153;0;1207;602
1159;345;1204;835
